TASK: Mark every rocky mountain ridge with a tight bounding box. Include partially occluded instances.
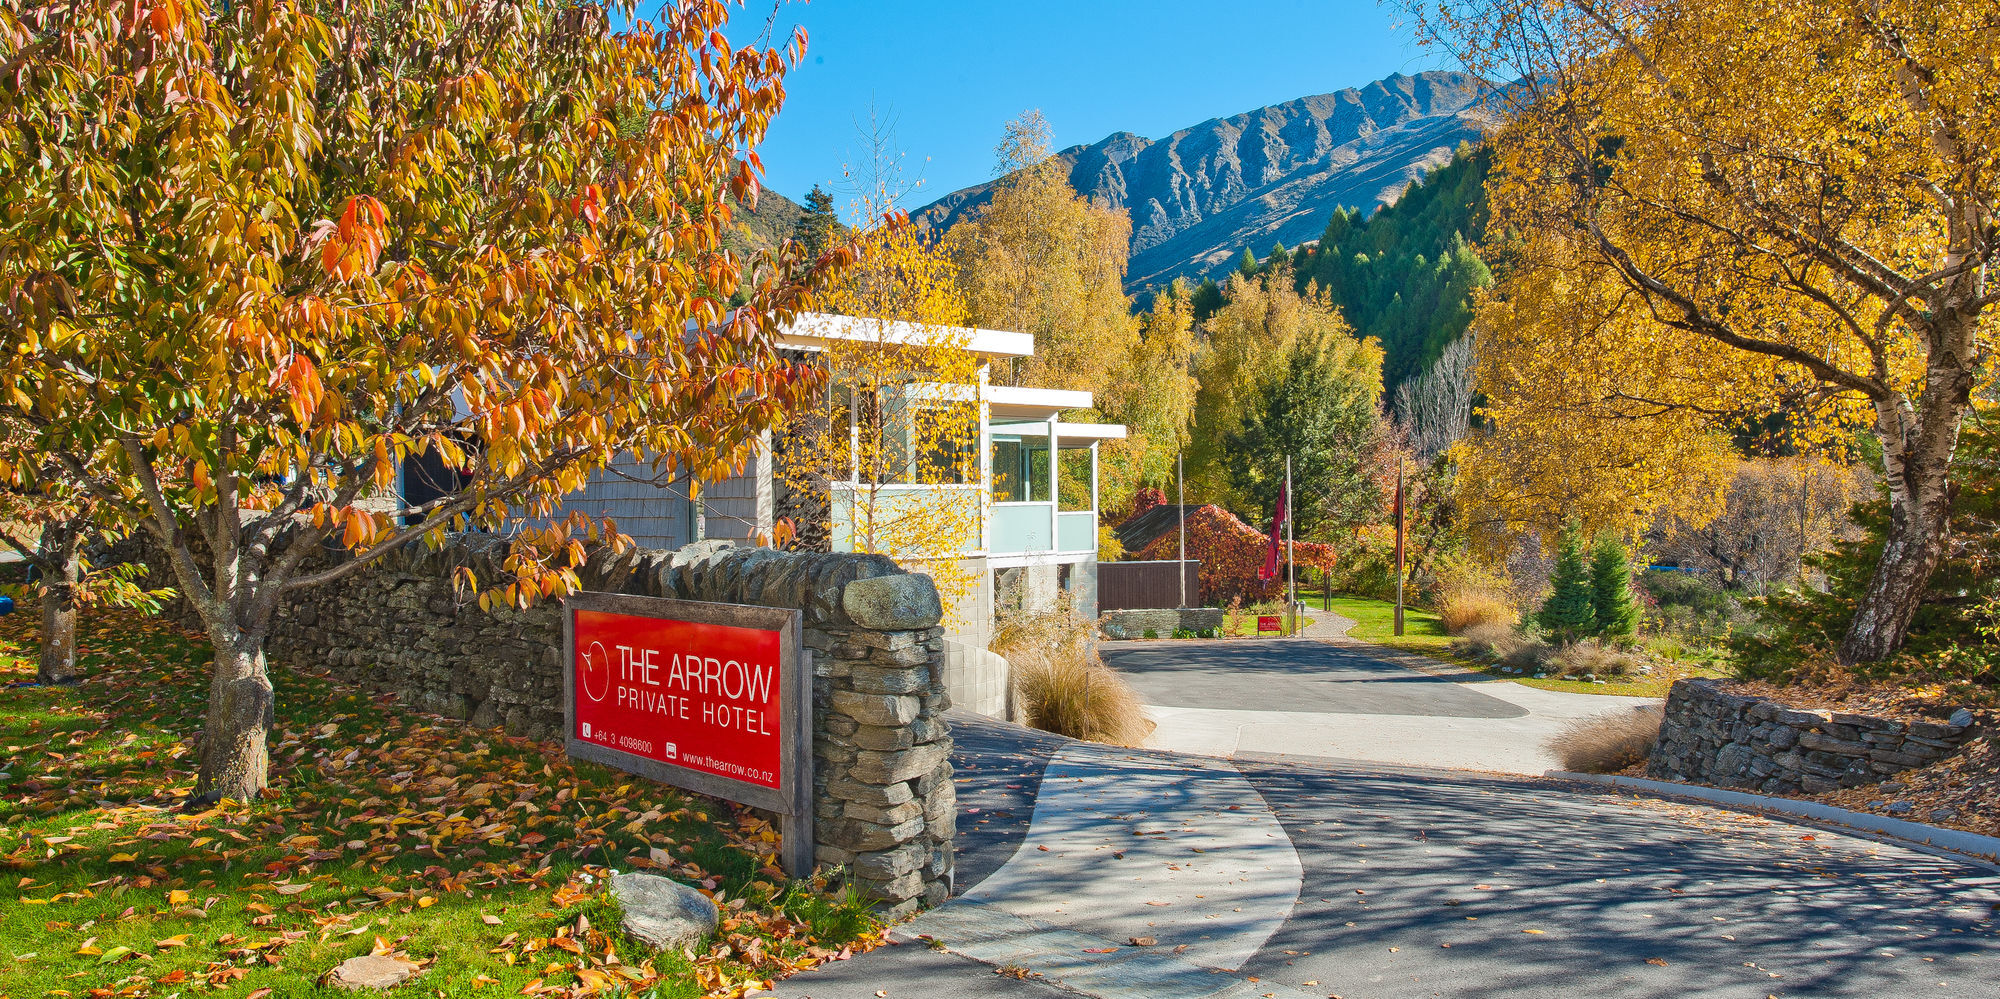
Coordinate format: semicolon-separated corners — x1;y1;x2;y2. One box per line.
916;70;1501;290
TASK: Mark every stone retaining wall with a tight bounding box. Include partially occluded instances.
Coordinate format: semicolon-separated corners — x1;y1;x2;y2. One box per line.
159;535;954;914
1098;607;1225;639
1648;678;1978;795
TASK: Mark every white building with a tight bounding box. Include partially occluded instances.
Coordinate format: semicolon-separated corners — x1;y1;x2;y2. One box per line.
514;313;1123;715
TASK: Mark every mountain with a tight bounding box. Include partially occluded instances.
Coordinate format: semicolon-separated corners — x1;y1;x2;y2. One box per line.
725;187;805;252
915;70;1500;291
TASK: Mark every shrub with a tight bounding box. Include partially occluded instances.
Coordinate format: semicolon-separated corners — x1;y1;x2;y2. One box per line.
1547;704;1664;773
1548;639;1643;678
1142;629;1158;639
1128;504;1339;605
1438;586;1517;635
993;608;1152;746
1452;622;1551;671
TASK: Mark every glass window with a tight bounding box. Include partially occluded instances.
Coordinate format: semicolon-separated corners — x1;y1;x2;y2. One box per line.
913;403;977;485
1058;447;1093;511
989;428;1050;502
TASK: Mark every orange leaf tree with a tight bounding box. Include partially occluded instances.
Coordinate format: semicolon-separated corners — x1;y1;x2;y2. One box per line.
0;423;174;684
0;0;836;802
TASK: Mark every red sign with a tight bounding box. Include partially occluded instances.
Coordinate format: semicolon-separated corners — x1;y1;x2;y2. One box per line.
571;607;784;789
1257;614;1282;633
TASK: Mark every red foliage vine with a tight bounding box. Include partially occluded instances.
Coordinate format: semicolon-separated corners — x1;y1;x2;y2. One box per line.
1129;504;1337;605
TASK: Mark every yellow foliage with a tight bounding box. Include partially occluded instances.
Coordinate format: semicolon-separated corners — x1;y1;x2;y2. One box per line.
948;112;1138;396
784;209;985;629
947;113;1194;511
1417;0;1999;613
1454;265;1737;547
1187;268;1362;509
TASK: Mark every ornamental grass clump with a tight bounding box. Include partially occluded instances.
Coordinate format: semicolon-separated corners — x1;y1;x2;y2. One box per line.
993;608;1151;746
1438;586;1518;635
1548;704;1665;774
1452;622;1551;671
1549;638;1644;679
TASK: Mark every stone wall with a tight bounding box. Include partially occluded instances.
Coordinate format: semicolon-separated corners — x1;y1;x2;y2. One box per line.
1098;607;1225;640
200;535;952;913
1648;679;1978;794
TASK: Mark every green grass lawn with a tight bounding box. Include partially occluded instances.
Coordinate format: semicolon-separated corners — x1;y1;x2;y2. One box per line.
0;606;878;998
1219;610;1313;637
1312;593;1725;697
1314;595;1453;653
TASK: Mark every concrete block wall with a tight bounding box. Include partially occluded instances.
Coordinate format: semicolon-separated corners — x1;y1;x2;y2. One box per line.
1098;607;1225;640
942;638;1012;720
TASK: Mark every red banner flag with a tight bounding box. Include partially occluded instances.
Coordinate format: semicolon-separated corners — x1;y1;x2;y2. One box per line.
1259;485;1287;581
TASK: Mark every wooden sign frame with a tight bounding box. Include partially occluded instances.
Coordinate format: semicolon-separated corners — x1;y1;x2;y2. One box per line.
561;590;813;877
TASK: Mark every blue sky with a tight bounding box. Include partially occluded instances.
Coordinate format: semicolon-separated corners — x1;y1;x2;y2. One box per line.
716;0;1454;213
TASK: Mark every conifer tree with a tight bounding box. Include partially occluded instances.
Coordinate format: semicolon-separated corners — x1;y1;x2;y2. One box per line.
1589;533;1641;639
1535;522;1598;643
1238;247;1260;275
792;184;841;260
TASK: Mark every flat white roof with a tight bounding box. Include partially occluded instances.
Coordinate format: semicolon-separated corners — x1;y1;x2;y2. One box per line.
776;312;1035;360
1052;421;1128;441
987;385;1094;417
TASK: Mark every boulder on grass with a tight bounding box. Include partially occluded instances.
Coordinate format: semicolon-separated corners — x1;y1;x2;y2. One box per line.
327;954;422;990
611;871;719;951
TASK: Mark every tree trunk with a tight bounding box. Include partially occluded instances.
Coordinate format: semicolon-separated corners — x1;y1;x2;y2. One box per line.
1839;337;1975;664
192;637;275;804
35;525;82;685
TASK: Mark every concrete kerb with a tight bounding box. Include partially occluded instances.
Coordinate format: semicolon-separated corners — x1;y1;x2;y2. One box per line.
1550;769;2000;868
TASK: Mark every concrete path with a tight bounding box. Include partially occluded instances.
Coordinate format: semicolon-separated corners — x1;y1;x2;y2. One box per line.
775;715;2000;999
1105;637;1657;774
918;743;1301;971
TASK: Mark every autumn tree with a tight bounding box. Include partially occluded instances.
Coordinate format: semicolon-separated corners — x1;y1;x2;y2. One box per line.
0;0;834;802
1224;317;1387;538
778;222;984;627
1648;459;1868;592
1409;0;2000;663
1099;280;1199;502
951;108;1137;394
946;112;1185;510
1395;333;1477;462
1741;407;2000;672
1451;270;1737;548
1188;266;1374;514
0;429;171;683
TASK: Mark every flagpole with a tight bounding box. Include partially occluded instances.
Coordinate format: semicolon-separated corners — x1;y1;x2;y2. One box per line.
1394;461;1406;637
1285;455;1295;637
1177;452;1187;610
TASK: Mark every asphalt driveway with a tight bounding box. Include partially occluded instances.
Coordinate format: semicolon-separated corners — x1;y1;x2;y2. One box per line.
1103;638;1527;717
1103;637;1660;774
776;715;2000;999
1234;754;2000;998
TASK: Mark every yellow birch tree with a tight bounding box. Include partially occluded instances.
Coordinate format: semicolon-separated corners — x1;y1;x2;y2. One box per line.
1409;0;2000;662
779;193;984;628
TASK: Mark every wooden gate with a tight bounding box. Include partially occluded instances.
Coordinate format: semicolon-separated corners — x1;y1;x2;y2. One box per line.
1097;560;1200;610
